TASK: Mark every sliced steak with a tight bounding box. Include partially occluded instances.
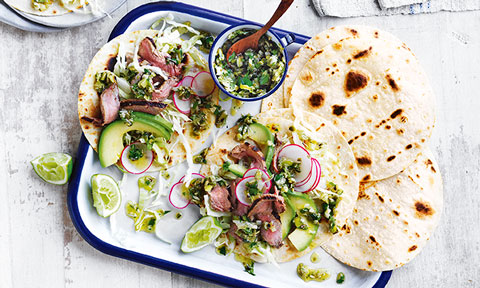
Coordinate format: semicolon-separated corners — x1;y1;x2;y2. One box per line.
138;37;183;77
120;99;167;115
152;77;178;101
209;185;231;212
247;194;286;219
257;214;283;248
81;83;120;126
230;143;266;170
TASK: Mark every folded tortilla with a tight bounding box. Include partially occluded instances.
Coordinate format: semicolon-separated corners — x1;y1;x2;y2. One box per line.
321;148;443;271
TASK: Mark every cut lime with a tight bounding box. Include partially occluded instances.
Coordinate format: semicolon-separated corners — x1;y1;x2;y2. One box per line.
181;216;222;253
91;174;122;217
31;152;73;185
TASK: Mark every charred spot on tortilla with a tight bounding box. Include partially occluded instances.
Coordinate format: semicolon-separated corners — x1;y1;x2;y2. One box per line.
405;144;413;150
408;245;417;252
300;71;313;83
345;71;368;96
361;131;367;136
374;31;379;38
333;43;343;50
385;125;391;130
369;235;377;243
332;105;346;116
386;74;400;91
313;50;324;58
350;28;358;36
387;155;396;162
356;156;372;166
392;210;400;216
362;174;371;181
308;92;325;108
397;129;404;135
353;47;372;59
367;261;373;267
390;109;403;119
107;56;117;72
415;201;434;218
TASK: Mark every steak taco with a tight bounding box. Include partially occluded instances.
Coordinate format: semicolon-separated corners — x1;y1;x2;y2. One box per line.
189;109;358;265
78;19;224;176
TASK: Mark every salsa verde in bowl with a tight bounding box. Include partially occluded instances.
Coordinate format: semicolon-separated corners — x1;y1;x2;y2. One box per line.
209;23;294;102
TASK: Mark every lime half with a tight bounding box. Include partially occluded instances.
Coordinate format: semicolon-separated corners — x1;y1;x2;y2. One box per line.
91;174;122;217
31;152;73;185
181;216;222;253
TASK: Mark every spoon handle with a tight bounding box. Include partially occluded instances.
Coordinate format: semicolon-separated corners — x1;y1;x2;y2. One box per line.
258;0;295;36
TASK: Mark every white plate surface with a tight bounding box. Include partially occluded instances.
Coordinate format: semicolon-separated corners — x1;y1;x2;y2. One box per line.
9;0;126;28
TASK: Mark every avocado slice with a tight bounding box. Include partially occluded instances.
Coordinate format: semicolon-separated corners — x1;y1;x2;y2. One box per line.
246;123;275;170
285;192;319;252
280;195;296;240
98;112;172;168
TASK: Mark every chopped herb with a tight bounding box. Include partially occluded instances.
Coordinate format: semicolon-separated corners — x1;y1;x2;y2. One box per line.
94;71;116;94
213;105;227;128
173;86;194;100
128;144;144;161
193;148;208;164
119;109;134;126
236;114;257;141
336;272;345;284
175;212;183;219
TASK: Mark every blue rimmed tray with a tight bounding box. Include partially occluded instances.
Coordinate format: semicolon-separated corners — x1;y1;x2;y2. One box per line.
67;2;392;287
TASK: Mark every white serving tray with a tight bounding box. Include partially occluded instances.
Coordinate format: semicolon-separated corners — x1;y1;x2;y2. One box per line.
68;3;388;287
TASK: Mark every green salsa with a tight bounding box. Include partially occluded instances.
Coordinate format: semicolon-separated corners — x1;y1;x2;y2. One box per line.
297;263;330;282
214;28;286;98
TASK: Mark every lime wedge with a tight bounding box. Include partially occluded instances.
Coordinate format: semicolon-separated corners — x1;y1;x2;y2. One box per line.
181;216;222;253
91;174;122;217
31;152;73;185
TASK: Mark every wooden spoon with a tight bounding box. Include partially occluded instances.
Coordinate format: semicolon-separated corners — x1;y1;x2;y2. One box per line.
226;0;294;61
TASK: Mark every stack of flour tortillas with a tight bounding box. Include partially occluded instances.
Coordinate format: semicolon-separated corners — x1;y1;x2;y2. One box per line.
262;25;443;271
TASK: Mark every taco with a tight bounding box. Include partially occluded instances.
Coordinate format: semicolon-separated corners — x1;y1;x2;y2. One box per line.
78;20;223;175
192;109;358;264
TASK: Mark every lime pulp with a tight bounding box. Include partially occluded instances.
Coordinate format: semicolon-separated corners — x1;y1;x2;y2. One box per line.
91;174;122;217
30;152;73;185
181;216;222;253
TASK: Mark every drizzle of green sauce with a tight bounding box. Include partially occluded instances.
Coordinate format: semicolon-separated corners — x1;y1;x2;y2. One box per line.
310;252;320;263
297;263;330;282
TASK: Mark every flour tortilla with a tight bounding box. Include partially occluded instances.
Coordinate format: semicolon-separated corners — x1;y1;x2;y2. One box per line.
5;0;84;16
282;25;407;108
289;36;435;181
201;110;359;262
260;86;284;112
321;148;443;271
78;30;218;166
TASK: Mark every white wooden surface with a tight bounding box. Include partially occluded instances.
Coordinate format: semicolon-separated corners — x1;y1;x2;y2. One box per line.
0;0;479;287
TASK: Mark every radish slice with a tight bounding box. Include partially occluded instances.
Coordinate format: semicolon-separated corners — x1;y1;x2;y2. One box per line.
120;143;154;174
295;158;314;187
169;173;205;209
295;158;322;193
192;71;216;97
243;168;272;191
173;90;191;114
235;176;267;206
180;76;194;88
275;144;313;184
169;182;190;209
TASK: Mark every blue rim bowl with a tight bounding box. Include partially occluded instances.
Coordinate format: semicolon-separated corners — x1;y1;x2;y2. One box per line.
208;22;292;102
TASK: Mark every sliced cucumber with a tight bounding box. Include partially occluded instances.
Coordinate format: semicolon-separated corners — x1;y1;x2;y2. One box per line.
227;163;248;178
280;195;296;240
286;192;319;252
246;123;275;170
